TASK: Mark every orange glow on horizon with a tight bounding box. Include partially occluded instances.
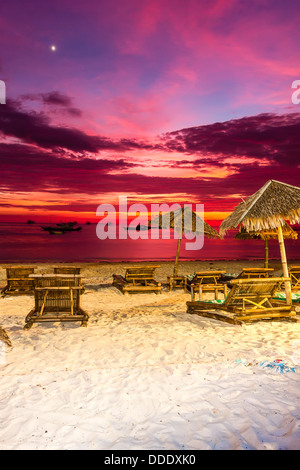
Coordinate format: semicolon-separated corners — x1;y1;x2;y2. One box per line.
0;204;231;226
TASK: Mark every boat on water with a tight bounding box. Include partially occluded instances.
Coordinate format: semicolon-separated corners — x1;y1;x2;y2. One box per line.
41;227;66;234
41;222;82;234
56;221;77;227
125;224;149;231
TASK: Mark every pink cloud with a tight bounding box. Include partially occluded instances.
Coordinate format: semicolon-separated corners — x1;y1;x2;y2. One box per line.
1;0;300;141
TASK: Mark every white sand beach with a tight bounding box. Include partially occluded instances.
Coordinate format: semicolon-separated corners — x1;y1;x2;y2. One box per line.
0;260;300;450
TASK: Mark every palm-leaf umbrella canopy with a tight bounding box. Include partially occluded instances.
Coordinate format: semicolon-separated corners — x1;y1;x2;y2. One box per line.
235;223;298;268
220;180;300;304
149;206;220;276
220;180;300;235
235;223;297;240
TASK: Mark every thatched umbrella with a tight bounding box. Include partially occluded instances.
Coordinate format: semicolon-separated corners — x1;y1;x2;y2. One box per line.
235;223;298;269
149;206;220;276
220;180;300;304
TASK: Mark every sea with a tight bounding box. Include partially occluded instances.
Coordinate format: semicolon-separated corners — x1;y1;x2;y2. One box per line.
0;221;300;264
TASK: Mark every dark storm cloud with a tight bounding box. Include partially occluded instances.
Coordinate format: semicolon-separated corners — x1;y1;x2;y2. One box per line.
161;112;300;167
0;100;155;153
0;142;135;192
21;91;82;117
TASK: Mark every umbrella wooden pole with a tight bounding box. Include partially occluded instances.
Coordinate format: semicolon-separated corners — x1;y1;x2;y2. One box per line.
173;237;182;277
277;225;292;305
264;239;269;269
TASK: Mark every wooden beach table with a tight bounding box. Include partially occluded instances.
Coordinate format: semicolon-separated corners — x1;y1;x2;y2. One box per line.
24;274;89;329
1;265;35;297
186;277;298;324
186;270;227;301
113;265;162;294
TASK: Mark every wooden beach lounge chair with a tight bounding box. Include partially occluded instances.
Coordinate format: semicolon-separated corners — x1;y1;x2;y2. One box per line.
219;267;275;285
238;267;274;278
1;266;35;297
288;266;300;290
186;277;296;324
52;266;85;292
53;266;81;275
167;274;187;292
186;271;227;300
24;274;89;329
112;265;162;294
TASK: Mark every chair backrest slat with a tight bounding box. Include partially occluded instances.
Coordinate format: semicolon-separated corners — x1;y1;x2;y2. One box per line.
32;275;83;313
224;277;287;308
125;266;160;281
6;267;35;289
239;268;274;278
53;266;81;275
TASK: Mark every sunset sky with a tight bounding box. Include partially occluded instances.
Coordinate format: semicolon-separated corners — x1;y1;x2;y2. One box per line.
1;0;300;224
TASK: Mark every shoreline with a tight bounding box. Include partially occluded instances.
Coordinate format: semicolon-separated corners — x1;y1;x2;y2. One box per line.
1;257;299;269
0;258;296;284
0;257;298;263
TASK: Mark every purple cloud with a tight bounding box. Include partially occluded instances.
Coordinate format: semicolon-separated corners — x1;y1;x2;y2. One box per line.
1;97;300;218
0;99;156;153
161;112;300;167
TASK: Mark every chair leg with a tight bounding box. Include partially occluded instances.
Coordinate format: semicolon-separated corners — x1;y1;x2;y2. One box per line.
70;289;74;316
199;285;203;301
39;290;48;316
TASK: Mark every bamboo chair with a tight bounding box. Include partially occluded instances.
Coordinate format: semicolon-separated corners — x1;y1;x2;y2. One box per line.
53;266;85;292
186;277;296;324
113;266;162;294
1;266;35;297
288;266;300;290
53;266;81;275
220;267;275;285
238;268;274;278
186;271;227;300
24;274;88;329
167;275;187;292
